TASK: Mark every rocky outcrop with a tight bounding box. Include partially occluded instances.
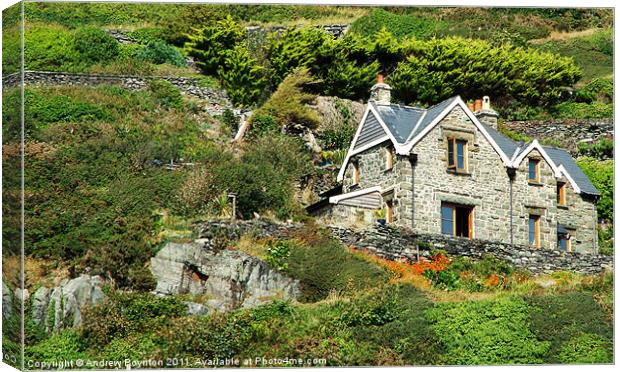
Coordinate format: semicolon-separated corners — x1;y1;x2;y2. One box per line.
151;239;300;313
31;275;106;331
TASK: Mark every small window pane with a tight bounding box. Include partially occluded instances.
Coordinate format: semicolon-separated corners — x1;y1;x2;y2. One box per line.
528;160;537;180
457;141;465;169
447;139;455;167
559;238;567;251
441;206;453;235
529;216;536;246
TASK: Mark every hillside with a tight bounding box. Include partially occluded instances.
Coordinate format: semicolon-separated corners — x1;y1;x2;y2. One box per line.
1;2;615;369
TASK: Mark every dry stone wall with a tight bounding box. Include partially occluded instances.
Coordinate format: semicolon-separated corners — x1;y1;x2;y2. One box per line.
503;119;613;156
193;219;612;275
2;71;240;116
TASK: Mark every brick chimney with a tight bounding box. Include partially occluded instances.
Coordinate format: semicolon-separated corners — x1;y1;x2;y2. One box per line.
474;96;498;130
370;74;391;105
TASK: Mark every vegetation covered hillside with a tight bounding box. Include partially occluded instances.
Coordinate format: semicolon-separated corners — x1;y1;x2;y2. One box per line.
1;2;614;368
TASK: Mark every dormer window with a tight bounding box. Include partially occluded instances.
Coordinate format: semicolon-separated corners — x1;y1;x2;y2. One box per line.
528;158;540;183
447;138;467;172
385;146;394;170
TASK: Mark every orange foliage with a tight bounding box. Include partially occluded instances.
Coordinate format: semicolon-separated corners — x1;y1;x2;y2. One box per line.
485;273;501;288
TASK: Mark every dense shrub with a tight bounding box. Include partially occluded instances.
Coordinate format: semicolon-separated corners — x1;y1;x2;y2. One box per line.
26;330;87;364
176;134;312;219
265;240;291;272
389;37;581;106
550;102;612;119
148;79;183;109
99;334;158;361
81;291;186;347
219;44;267;107
426;297;550;365
577;138;613;159
526;292;612;363
248;114;278;137
24;23;84;71
350;8;442;39
286;238;389;302
250;68;319;131
184;15;245;75
576;157;613;222
138;41;186;66
558;333;612;364
219;109;239;134
73;27;119;63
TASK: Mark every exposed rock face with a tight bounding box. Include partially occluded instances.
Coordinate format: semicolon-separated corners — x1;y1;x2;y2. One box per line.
31;275;106;331
2;281;14;319
151;241;300;313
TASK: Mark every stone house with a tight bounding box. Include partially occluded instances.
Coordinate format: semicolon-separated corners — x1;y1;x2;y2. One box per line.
310;77;601;254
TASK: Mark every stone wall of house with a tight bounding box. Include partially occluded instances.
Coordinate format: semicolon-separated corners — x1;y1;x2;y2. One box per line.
329;224;612;275
511;149;597;253
411;105;513;241
2;71;239;116
340;142;410;225
502;119;614;156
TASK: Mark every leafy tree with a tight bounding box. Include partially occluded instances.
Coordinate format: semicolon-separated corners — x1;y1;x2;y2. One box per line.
266;27;330;89
576;157;613;222
219;44;267;107
389;37;580;106
184;15;245;75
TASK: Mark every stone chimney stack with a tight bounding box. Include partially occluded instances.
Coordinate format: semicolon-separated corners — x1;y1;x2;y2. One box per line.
474;95;498;130
370;74;391;105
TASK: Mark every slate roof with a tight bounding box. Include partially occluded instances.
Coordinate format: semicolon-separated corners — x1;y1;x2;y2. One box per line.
480;123;520;158
363;96;598;197
543;146;600;196
370;96;459;144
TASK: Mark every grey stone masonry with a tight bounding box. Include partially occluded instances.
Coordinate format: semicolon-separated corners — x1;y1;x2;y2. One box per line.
503;119;613;158
329;224;612;275
191;219;612;275
2;71;240;116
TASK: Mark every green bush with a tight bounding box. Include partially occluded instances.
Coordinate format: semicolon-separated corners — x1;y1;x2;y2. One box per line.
389;37;581;106
577;138;613;159
551;102;612;119
576;157;613;222
184;15;245;75
426;297;550;365
138;40;186;66
81;291;186;347
73;27;119;63
251;68;319;130
220;109;239;134
26;330;87;364
249;114;278;137
129;27;167;44
526;292;612;363
219;44;267;107
24;23;85;72
265;240;291;272
350;8;442;39
558;333;612;364
149;79;183;109
100;334;158;361
339;286;398;327
286;238;389;302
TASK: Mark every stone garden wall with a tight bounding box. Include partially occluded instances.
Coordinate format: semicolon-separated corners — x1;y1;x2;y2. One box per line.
194;219;613;275
2;71;239;116
502;119;614;156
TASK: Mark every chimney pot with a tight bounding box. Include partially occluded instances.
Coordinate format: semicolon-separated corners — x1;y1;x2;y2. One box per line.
377;74;384;84
482;96;491;110
474;99;482;112
370;75;391;105
467;102;475;111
